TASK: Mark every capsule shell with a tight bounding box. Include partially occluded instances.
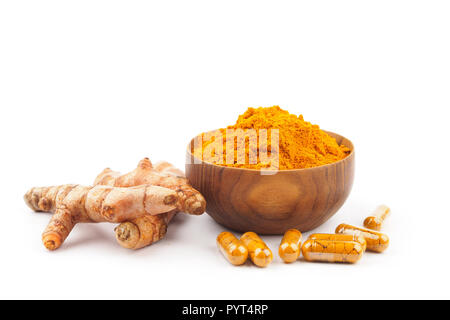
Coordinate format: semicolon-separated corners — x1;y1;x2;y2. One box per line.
302;239;364;264
279;229;302;263
335;223;389;253
308;233;367;252
364;205;391;231
217;232;248;266
240;232;273;267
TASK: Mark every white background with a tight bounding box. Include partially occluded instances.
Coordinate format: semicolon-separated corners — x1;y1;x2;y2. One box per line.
1;1;449;299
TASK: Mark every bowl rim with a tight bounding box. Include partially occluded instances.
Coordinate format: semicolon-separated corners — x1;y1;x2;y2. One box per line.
186;129;354;173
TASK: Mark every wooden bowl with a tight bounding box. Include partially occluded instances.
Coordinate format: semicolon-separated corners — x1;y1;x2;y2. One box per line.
185;131;355;234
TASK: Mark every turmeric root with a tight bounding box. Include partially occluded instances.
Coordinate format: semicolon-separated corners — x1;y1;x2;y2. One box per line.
25;158;205;251
25;184;75;213
94;158;206;215
25;184;178;250
100;159;201;249
92;166;178;249
115;210;176;249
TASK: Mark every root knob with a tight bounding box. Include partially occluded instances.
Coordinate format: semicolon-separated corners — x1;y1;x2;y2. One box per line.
115;222;140;249
42;233;62;251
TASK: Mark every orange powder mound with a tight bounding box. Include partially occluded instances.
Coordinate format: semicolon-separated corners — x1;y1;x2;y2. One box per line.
193;106;350;170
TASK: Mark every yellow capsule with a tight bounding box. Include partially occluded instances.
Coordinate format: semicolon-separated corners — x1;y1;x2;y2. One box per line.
302;239;363;264
335;223;389;253
279;229;302;263
308;233;367;252
240;232;273;267
216;231;248;266
364;205;391;231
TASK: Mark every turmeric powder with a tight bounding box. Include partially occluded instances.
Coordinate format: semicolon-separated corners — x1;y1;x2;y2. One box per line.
193;106;350;170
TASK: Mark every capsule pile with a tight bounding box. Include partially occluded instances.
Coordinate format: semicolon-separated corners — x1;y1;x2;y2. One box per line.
216;205;391;266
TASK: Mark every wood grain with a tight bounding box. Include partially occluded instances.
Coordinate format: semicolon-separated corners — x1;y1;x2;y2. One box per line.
186;131;355;234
